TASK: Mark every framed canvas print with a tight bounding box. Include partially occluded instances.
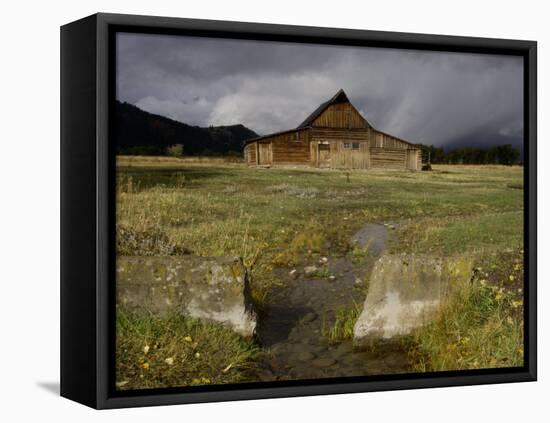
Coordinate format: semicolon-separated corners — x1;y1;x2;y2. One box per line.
60;13;537;409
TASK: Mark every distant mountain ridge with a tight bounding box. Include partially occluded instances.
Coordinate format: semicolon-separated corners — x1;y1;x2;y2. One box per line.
115;101;258;156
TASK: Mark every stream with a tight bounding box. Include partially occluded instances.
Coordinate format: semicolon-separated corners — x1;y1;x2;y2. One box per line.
254;223;410;382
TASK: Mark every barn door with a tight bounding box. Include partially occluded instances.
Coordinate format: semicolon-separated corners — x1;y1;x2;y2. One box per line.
258;143;272;165
406;149;418;170
318;144;330;168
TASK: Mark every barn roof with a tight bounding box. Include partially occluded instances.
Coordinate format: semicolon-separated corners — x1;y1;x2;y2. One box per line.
244;89;358;145
296;89;352;129
243;89;420;148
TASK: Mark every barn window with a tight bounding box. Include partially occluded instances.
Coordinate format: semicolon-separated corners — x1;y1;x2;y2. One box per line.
291;132;300;142
343;142;360;150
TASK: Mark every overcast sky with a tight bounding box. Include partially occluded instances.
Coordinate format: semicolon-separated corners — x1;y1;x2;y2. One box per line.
116;32;524;149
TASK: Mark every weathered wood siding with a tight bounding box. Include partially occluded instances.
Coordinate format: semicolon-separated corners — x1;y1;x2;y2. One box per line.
311;129;370;146
247;127;420;170
311;103;369;129
310;128;370;169
257;142;273;165
329;141;370;168
370;129;410;149
370;147;407;169
244;143;257;165
269;130;311;165
406;149;422;171
368;129;421;170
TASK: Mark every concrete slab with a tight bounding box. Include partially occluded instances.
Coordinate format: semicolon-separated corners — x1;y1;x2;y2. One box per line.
353;254;472;347
116;255;256;337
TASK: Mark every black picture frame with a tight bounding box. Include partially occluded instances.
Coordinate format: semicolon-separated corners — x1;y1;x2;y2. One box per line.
60;12;537;409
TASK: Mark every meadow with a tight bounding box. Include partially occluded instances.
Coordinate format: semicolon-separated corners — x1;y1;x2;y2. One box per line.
115;156;524;388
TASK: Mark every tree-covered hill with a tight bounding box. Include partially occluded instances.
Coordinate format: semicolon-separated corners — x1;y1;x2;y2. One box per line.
115;101;258;156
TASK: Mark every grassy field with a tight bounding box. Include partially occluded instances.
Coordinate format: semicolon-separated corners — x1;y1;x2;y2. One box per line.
116;310;262;390
115;156;524;386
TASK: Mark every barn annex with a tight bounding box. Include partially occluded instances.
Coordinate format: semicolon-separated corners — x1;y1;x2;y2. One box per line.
243;89;422;170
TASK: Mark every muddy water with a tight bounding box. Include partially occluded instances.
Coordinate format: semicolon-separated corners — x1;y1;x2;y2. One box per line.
254;223;410;382
351;223;389;255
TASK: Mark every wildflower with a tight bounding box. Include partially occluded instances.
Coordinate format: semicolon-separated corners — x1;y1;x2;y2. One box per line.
143;345;150;354
195;352;201;358
184;336;193;343
165;357;174;365
509;275;515;282
142;362;149;370
512;299;523;308
495;292;503;301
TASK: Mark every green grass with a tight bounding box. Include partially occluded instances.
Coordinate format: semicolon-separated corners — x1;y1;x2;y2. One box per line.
393;211;523;255
116;157;524;375
116;309;262;390
408;249;524;371
321;303;362;344
116;160;523;261
309;267;333;279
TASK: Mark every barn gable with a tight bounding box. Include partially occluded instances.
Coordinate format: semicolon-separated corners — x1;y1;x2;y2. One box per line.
297;89;370;130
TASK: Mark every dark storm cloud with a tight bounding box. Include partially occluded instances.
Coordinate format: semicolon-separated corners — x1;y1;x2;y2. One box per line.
116;32;523;149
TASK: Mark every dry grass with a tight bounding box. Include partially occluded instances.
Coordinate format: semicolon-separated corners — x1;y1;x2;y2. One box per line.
117;155;244;167
409;248;524;371
116;309;262;390
116;158;525;376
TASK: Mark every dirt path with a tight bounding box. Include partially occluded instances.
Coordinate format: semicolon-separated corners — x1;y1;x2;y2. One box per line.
254;223;410;381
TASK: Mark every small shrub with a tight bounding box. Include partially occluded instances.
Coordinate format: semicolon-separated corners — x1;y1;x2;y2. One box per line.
116;224;191;256
117;175;141;194
270;222;326;267
166;144;184;157
321;303;361;344
170;172;186;189
350;243;371;261
290;222;325;253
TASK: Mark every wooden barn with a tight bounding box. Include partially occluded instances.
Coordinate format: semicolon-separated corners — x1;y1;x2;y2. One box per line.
243;89;422;170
